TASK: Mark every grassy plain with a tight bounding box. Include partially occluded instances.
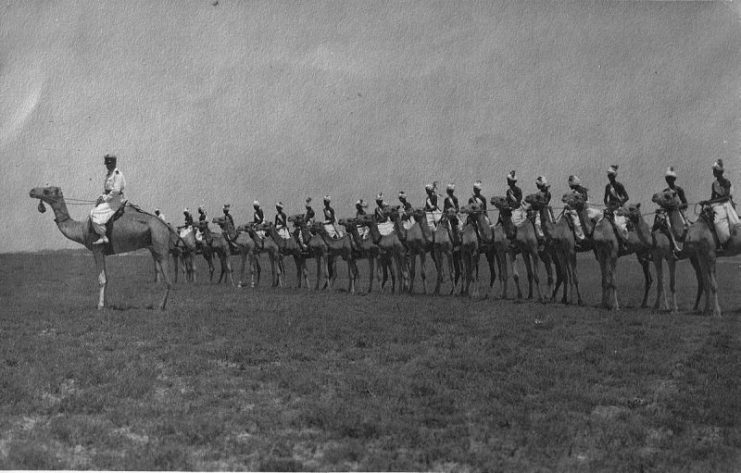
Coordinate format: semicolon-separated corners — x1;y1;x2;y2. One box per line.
0;250;739;471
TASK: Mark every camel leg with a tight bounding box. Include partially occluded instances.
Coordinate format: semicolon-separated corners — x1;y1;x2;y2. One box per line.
639;256;652;309
690;255;703;312
94;250;107;310
314;255;322;290
570;252;583;306
540;250;553;301
348;258;357;294
609;256;620;310
408;255;416;294
667;256;679;313
420;252;428;295
653;254;665;311
707;257;721;317
154;253;172;310
530;250;543;302
367;257;374;293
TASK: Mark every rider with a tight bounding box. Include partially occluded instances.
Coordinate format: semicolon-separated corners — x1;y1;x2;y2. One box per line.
565;175;588;243
355;199;370;239
198;206;207;223
603;165;631;252
355;199;369;218
304;197;315;225
275;202;289;239
398;191;413;225
91;154;126;245
658;166;688;256
705;159;739;248
154;209;166;222
253;200;266;239
506;170;526;229
534;176;552;249
424;182;442;228
323;195;343;238
443;183;460;245
374;193;388;223
222;203;236;246
183;208;194;228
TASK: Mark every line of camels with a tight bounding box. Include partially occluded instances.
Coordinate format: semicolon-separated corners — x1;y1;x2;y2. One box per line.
30;185;741;317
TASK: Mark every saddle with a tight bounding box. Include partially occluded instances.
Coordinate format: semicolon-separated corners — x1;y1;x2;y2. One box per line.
89;202;129;255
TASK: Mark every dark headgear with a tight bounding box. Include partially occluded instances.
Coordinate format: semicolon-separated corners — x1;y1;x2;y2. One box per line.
104;154;117;165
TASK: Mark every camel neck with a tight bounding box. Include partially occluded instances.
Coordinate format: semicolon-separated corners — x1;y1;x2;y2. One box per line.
51;199;86;245
539;207;554;239
477;214;493;242
668;209;686;238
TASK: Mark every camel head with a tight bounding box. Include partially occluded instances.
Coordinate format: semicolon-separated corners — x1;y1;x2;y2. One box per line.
561;190;586;210
212;216;226;227
651;189;679;209
288;214;304;225
489;196;510;211
524;193;546;210
338;218;354;228
412;208;426;221
30;186;64;213
621;203;643;223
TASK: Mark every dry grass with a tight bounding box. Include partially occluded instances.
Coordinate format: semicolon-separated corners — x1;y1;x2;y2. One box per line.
0;251;739;471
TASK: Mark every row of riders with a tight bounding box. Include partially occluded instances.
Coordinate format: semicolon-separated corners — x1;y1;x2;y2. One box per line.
30;154;736;313
145;158;739;316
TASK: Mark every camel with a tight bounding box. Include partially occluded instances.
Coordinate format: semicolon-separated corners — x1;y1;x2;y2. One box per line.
244;223;282;287
404;209;438;294
431;209;460;296
196;220;235;285
458;209;480;297
310;222;358;293
171;225;197;283
650;190;703;313
356;209;409;293
263;221;309;289
340;218;380;293
30;186;172;310
683;203;741;317
300;219;331;290
562;191;653;309
490;197;551;301
525;193;583;305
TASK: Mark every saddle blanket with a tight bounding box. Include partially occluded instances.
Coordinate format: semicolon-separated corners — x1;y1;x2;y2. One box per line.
324;223;345;238
352;225;367;240
614;214;629;238
277;227;291;239
179;226;193;239
511;207;528;227
378;221;394;236
402;219;415;231
712;201;740;244
426;210;442;229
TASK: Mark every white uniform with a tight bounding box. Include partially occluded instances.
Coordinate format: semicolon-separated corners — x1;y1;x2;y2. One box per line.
91;168;126;235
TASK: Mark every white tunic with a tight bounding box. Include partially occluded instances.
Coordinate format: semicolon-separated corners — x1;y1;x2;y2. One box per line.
91;168;126;225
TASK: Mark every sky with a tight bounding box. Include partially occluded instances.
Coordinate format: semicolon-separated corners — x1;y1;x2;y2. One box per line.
2;0;740;252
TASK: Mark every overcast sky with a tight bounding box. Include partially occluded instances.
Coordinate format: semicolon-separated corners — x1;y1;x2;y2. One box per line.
2;0;740;252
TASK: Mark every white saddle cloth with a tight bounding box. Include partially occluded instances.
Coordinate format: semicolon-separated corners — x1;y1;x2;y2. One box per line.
178;227;193;239
195;229;203;242
324;223;344;238
377;221;394;236
277;226;291;239
256;230;266;239
712;201;740;244
614;214;629;238
511;207;528;228
402;219;415;231
426;210;442;229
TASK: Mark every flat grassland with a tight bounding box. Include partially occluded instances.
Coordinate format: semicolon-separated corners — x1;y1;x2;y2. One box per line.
0;251;739;471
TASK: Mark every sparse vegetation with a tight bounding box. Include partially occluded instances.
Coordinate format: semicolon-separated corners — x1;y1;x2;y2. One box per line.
0;251;739;471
